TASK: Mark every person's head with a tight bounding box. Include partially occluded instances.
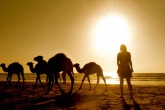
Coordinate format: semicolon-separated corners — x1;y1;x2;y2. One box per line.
120;44;127;52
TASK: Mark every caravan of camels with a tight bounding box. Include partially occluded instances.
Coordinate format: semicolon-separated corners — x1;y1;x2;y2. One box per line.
0;53;107;95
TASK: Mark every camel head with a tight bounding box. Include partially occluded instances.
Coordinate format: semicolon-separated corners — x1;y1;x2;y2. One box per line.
34;55;43;62
27;62;33;66
0;63;6;67
27;62;36;73
73;63;83;73
0;63;8;72
73;63;80;67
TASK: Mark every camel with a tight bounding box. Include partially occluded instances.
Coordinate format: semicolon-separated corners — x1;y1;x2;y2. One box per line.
27;55;49;89
34;55;62;85
73;62;107;91
0;62;25;87
46;53;74;95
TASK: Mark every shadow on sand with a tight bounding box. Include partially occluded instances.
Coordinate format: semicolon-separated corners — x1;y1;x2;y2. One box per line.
122;98;142;110
132;98;142;110
0;84;11;93
122;98;131;110
0;91;101;109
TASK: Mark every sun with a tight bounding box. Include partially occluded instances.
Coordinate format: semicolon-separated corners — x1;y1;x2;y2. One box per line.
93;15;130;53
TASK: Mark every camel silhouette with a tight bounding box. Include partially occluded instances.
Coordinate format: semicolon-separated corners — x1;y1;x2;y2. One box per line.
33;55;62;84
46;53;74;95
0;62;25;87
73;62;107;91
27;55;49;89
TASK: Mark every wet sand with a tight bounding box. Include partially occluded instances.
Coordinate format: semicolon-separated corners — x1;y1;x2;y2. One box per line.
0;81;165;110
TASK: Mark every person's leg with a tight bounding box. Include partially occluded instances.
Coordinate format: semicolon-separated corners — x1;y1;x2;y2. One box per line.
126;77;133;98
120;77;124;98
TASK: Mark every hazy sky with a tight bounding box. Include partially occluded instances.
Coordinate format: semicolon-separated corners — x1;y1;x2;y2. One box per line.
1;0;165;74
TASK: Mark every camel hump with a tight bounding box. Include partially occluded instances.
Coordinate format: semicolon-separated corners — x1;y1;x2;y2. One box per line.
54;53;67;59
84;62;102;72
85;62;98;67
8;62;24;72
83;62;96;68
11;62;22;66
48;53;73;72
88;62;97;65
49;53;68;65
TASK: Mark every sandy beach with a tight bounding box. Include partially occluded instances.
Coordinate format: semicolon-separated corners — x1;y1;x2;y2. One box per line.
0;81;165;110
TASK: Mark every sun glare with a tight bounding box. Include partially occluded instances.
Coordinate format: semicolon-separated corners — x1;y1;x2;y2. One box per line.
93;15;130;53
104;72;118;78
102;72;119;84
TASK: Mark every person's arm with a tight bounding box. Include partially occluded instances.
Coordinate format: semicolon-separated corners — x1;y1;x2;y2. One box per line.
117;53;120;68
128;52;133;71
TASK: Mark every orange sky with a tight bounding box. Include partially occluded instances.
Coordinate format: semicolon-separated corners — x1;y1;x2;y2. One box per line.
0;0;165;73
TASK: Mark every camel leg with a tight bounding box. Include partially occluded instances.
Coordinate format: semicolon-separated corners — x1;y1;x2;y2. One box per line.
101;76;107;91
87;75;91;90
6;73;10;83
79;75;87;90
93;76;100;90
55;72;61;84
21;72;25;87
50;74;54;90
16;73;20;86
46;75;49;84
67;72;74;95
38;75;45;89
8;73;12;86
62;72;66;84
34;75;39;89
58;72;62;84
46;73;53;94
54;72;64;95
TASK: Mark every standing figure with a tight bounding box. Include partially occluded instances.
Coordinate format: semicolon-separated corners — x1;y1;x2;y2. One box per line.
117;44;133;99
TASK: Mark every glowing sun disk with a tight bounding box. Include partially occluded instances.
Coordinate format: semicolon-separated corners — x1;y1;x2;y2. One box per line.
93;15;130;53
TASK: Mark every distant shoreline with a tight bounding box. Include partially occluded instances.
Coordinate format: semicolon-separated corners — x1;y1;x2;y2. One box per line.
0;73;165;85
0;72;165;74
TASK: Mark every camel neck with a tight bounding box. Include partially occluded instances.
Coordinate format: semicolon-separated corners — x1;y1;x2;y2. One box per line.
75;66;83;73
1;66;8;72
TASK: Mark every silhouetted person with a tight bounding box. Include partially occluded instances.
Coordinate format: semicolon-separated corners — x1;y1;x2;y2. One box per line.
117;44;133;99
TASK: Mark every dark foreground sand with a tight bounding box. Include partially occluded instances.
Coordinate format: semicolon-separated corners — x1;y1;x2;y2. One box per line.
0;81;165;110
